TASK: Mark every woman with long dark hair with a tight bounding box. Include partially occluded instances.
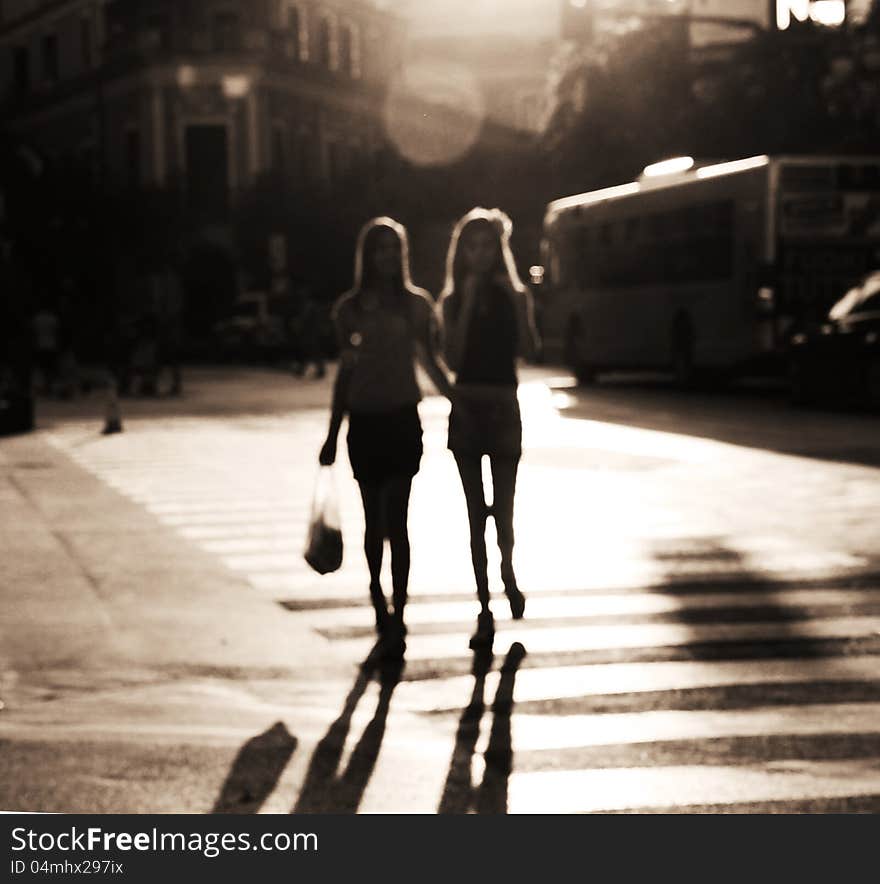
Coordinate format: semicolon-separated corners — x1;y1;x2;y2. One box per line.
320;217;456;659
440;208;539;649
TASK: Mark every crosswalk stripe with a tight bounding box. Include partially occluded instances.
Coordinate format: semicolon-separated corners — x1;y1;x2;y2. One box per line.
159;513;308;529
272;573;880;610
604;795;880;814
507;702;880;752
506;760;880;814
176;523;303;540
147;502;306;515
390;656;880;713
308;588;880;633
514;732;880;772
328;616;880;663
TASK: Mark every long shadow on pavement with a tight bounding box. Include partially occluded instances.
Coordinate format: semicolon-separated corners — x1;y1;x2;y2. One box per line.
212;721;297;814
291;656;403;814
438;642;527;814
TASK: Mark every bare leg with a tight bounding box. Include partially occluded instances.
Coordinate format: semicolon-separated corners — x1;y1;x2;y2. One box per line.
490;455;525;618
357;481;389;631
454;453;491;616
384;476;413;630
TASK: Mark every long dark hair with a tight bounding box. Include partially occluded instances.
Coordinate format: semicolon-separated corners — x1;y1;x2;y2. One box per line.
351;216;413;298
440;207;526;307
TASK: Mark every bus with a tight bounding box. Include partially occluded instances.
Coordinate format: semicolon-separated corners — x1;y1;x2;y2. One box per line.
540;154;880;385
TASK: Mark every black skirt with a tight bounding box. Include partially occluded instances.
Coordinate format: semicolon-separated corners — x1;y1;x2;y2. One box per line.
347;404;423;484
448;384;522;459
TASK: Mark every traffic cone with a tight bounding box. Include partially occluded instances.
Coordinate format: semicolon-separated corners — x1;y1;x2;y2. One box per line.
102;375;123;435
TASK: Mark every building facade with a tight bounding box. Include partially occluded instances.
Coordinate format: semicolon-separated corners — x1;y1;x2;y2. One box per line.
0;0;405;218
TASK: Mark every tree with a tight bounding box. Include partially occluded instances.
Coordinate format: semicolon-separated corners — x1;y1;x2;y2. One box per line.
542;16;879;198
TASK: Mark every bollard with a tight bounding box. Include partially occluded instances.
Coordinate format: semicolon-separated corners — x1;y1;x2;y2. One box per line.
101;372;123;435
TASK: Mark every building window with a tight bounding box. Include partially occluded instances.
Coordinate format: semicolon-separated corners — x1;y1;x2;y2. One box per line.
339;25;353;76
327;140;348;182
125;129;141;189
350;24;362;78
144;13;172;50
214;12;241;51
280;2;308;59
81;17;93;68
185;125;230;219
293;132;312;184
337;23;361;78
288;5;301;55
13;47;30;94
317;17;333;68
271;125;286;177
103;0;126;47
297;5;309;60
42;34;60;83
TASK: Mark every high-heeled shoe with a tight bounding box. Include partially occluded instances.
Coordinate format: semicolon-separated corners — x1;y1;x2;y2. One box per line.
469;610;495;649
503;578;526;620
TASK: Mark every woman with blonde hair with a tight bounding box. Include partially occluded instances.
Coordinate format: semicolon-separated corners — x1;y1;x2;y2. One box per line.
440;208;540;649
320;217;456;659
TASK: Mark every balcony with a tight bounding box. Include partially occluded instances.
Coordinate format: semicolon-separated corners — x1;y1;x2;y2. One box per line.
102;24;378;92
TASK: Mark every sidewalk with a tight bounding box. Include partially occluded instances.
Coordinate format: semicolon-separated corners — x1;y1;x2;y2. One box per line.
0;403;457;813
0;423;336;710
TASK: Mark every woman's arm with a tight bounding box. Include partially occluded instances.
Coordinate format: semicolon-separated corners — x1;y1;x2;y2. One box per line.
514;287;541;363
440;277;478;372
493;274;540;363
413;295;456;400
319;352;353;465
319;303;356;466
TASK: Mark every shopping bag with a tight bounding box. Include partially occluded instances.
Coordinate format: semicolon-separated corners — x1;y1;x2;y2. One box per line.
304;466;343;575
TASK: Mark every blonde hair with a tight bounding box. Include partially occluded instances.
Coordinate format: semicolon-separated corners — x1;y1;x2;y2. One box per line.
440;207;526;303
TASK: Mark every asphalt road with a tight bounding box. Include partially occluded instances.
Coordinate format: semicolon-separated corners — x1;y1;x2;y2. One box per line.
1;365;879;813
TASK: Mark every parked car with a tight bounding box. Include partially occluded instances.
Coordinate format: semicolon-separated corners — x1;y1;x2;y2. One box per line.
789;271;880;409
212;292;287;361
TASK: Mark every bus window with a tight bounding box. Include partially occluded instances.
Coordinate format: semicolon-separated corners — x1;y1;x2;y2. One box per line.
575;226;592;289
684;206;703;236
781;164;835;193
649;214;666;241
838;163;880;191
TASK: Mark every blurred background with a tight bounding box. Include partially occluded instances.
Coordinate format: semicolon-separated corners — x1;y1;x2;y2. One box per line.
2;0;880;412
4;2;880;816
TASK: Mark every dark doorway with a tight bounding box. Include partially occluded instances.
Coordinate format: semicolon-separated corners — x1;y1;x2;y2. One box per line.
185;125;229;220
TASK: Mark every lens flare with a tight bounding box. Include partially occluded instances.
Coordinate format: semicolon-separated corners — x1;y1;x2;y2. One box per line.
383;61;484;167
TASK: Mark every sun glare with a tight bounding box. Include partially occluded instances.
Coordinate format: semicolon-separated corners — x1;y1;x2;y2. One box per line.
383;61;485;167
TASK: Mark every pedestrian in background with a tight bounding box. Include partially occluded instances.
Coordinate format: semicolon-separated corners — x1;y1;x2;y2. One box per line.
319;217;458;660
131;310;160;396
289;277;326;379
32;300;60;396
56;281;81;399
151;257;184;396
439;207;540;649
